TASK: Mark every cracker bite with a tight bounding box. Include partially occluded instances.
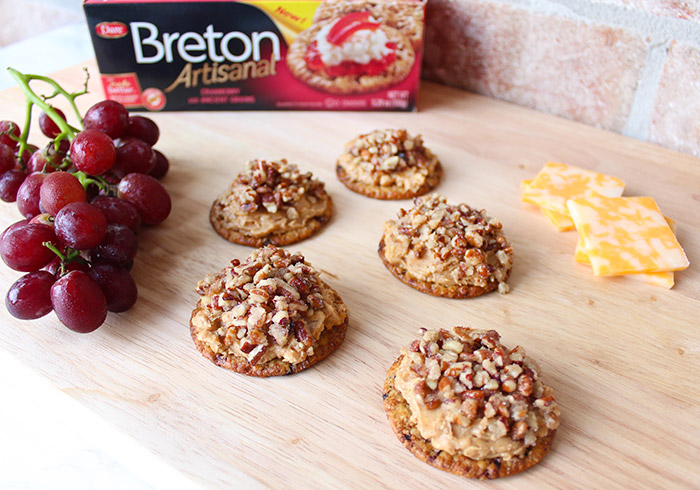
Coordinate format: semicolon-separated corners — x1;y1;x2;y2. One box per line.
379;194;513;298
337;129;441;199
383;327;560;479
210;159;332;247
190;245;348;376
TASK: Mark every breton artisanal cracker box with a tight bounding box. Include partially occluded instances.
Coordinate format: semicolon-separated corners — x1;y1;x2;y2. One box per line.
83;0;426;111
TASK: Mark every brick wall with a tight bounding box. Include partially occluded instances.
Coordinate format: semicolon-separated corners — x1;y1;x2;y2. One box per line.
422;0;700;157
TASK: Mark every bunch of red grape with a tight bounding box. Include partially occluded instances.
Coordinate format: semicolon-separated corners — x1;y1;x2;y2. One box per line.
0;97;171;333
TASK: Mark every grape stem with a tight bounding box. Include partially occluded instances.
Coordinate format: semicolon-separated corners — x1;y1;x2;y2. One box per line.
42;241;87;277
6;67;89;166
74;171;117;196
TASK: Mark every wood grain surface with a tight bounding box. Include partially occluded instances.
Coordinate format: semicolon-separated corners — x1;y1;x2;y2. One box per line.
1;61;699;488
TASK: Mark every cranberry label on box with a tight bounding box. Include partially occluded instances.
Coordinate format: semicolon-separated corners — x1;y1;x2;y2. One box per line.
100;73;142;107
84;0;425;111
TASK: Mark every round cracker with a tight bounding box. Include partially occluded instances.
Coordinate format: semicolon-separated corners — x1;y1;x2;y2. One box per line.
287;22;415;94
336;159;441;200
378;238;507;298
190;285;348;377
383;356;556;479
209;194;333;247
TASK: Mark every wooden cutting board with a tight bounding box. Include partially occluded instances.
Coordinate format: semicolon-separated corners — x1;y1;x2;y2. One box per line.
1;61;699;488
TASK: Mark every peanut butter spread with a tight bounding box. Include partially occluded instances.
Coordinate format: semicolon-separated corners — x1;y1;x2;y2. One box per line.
191;246;347;365
339;129;439;192
382;194;513;293
214;159;330;237
395;328;560;461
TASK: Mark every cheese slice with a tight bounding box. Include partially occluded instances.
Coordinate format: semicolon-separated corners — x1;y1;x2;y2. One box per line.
523;167;611;232
575;215;678;264
567;194;689;276
574;235;675;288
522;162;626;216
523;178;576;231
541;208;576;232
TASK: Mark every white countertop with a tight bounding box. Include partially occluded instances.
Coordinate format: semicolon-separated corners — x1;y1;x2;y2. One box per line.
0;24;202;490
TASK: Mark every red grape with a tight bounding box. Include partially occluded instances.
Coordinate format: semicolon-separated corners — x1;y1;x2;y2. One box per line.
83;100;128;138
27;151;51;174
0;221;58;271
112;137;155;178
0;169;27;202
1;218;30;241
92;223;137;265
70;129;116;176
149;149;169;180
0;121;20;150
50;270;107;333
39;108;66;139
6;270;56;319
85;183;101;202
0;143;14;174
89;263;138;312
27;141;69;173
55;139;70;154
16;172;48;218
124;116;159;146
118;173;171;225
39;171;86;216
54;202;107;250
90;196;141;232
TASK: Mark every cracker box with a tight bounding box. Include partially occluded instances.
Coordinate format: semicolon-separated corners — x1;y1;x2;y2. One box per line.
83;0;426;111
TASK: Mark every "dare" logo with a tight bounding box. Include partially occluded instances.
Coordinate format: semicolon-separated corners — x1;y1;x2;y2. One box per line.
95;22;128;39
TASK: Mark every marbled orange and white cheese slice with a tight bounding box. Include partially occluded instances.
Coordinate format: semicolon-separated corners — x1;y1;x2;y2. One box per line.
567;194;689;277
574;234;675;288
522;178;576;231
541;208;575;232
522;162;626;219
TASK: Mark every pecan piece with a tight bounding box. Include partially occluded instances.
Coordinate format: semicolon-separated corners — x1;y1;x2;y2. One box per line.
289;276;310;295
248;344;268;365
438;376;452;392
462;389;485;400
518;374;534;397
501;376;517;393
414;380;429;398
423;391;442;410
293;320;311;345
240;341;256;354
307;293;324;310
461;398;480;420
512;420;528;440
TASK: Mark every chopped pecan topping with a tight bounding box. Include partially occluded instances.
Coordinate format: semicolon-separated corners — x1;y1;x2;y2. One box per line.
229;159;326;214
342;129;439;188
400;327;560;449
384;194;513;293
194;245;347;365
